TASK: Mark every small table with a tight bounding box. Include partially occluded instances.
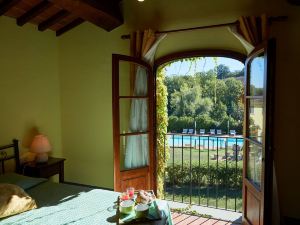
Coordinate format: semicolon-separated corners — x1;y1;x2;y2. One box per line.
22;157;66;182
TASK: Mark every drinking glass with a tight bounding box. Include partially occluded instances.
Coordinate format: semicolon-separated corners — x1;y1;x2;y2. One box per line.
126;187;135;199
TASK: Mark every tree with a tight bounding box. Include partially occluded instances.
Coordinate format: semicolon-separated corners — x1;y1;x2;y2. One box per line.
228;68;244;78
196;69;218;103
224;78;244;116
210;102;228;126
170;83;202;117
195;97;213;116
216;64;230;79
165;75;196;115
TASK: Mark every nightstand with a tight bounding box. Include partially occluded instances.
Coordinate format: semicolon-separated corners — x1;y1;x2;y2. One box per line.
22;157;66;182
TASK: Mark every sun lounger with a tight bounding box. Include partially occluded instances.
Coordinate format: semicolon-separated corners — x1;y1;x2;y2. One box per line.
188;129;194;134
199;129;205;135
210;129;215;135
182;129;188;134
232;144;241;151
217;129;222;135
210;154;217;160
230;130;236;136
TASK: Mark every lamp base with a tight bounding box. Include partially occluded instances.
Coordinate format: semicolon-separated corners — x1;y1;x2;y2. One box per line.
36;153;49;163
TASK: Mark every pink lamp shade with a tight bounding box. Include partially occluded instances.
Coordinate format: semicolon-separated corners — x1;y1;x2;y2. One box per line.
30;135;51;163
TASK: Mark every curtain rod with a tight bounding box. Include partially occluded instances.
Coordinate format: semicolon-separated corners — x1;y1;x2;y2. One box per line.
121;16;287;40
121;21;237;39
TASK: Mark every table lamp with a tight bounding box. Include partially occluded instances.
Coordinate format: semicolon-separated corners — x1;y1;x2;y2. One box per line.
30;134;51;163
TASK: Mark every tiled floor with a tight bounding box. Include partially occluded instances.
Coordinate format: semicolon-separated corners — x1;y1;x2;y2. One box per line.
171;212;241;225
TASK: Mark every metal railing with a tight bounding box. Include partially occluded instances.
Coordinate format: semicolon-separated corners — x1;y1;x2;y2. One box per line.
162;133;244;212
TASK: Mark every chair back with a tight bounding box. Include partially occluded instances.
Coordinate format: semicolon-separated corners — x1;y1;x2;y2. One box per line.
188;129;194;134
230;130;236;135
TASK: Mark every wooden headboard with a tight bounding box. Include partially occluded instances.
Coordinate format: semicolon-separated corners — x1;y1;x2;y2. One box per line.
0;139;21;174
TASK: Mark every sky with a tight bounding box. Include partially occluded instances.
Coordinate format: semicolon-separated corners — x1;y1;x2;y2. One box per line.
250;57;264;89
164;56;265;90
165;57;244;76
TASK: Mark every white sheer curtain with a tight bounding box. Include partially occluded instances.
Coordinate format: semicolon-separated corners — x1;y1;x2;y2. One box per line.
124;32;166;169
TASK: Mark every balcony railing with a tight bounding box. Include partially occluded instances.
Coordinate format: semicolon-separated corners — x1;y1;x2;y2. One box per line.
162;133;244;212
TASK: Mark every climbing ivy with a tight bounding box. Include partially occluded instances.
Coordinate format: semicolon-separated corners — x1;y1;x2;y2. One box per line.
156;65;169;198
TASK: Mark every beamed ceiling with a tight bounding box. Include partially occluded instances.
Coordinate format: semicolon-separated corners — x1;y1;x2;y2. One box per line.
0;0;123;36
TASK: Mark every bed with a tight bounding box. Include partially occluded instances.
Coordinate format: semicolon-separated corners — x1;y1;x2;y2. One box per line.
0;140;173;225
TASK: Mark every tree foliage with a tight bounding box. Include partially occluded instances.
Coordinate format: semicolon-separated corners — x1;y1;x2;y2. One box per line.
217;64;244;79
165;64;244;134
217;64;230;79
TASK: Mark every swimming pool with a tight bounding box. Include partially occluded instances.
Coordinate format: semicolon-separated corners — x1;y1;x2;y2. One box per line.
168;135;244;149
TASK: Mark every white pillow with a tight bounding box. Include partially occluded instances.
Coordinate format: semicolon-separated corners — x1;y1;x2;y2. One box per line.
0;183;37;218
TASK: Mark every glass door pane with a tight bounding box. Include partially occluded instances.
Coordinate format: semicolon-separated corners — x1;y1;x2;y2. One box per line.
249;53;265;96
248;99;264;143
120;134;149;171
119;99;149;134
119;61;149;97
246;141;262;188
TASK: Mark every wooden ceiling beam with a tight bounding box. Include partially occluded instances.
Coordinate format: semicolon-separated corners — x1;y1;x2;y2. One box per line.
49;0;123;31
38;9;70;31
0;0;21;16
17;0;52;26
81;0;122;19
56;18;84;36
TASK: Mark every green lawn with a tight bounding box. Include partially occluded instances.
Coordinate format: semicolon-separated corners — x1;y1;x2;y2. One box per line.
167;147;243;167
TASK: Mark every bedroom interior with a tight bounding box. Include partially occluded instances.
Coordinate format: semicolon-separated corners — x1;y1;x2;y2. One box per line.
0;0;300;224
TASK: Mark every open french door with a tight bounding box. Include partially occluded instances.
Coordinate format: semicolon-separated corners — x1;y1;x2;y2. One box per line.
112;54;155;192
243;39;276;225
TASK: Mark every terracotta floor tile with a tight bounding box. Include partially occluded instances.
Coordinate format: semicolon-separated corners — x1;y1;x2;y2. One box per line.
188;217;210;225
172;214;190;223
172;212;181;220
201;219;219;224
171;212;235;225
176;215;199;225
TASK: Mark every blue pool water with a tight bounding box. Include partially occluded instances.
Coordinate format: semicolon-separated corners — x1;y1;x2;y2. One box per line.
168;135;244;149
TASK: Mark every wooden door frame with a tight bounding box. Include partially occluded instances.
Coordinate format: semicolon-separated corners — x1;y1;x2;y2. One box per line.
242;39;276;225
112;54;155;191
153;49;247;195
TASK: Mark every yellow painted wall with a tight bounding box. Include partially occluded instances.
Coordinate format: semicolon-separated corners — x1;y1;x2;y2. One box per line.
58;23;130;188
0;17;62;158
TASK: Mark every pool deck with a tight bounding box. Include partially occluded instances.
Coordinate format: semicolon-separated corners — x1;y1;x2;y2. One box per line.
168;133;243;138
